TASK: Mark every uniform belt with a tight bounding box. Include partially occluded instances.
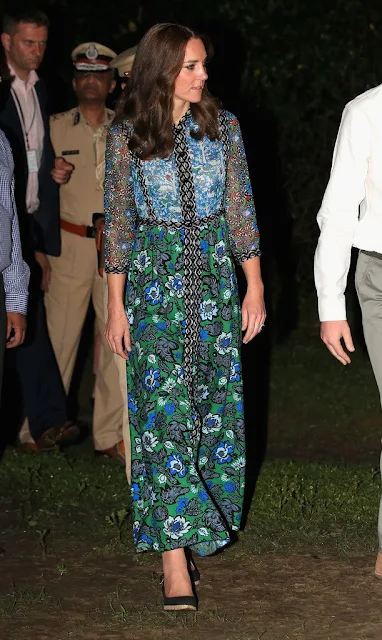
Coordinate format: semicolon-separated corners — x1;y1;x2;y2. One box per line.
60;219;96;238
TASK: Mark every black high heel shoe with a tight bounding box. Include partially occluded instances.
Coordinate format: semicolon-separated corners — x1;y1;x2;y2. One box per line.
186;549;201;586
162;582;198;611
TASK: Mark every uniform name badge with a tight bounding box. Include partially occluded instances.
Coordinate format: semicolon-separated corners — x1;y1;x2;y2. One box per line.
27;149;38;174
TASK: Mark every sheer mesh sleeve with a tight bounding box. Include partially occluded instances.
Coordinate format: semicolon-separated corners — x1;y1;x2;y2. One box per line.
104;123;137;274
224;112;261;263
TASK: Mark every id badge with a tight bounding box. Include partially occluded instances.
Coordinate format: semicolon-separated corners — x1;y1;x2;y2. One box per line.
27;149;38;173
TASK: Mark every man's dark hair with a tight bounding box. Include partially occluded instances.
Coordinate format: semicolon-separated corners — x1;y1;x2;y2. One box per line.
2;7;50;35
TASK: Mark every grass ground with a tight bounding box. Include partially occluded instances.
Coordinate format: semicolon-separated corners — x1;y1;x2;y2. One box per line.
1;318;382;639
267;315;381;462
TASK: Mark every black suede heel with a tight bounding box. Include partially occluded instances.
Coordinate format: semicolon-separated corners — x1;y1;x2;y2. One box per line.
162;583;198;611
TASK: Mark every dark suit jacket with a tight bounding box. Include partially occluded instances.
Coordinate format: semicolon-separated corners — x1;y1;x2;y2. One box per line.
0;76;60;259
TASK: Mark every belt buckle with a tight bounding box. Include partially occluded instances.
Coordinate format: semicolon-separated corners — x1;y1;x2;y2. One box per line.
86;225;96;238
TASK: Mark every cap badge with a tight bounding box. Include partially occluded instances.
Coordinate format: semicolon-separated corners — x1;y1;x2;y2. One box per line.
85;44;99;60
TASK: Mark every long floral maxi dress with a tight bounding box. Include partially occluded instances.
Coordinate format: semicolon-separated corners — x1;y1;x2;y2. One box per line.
104;110;260;556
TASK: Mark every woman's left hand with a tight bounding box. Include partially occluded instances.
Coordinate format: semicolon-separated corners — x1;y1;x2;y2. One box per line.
241;286;266;344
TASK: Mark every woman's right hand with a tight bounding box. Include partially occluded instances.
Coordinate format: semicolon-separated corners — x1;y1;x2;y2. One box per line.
105;307;131;360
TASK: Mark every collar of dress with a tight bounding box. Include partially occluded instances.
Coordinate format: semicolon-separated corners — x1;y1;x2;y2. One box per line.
173;108;192;131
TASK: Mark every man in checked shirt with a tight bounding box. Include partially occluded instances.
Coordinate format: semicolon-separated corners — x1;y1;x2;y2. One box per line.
0;127;29;403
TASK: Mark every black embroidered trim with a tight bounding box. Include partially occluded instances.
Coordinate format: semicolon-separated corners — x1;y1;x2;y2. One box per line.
104;262;127;274
171;118;200;445
218;110;230;177
237;248;261;263
136;210;223;230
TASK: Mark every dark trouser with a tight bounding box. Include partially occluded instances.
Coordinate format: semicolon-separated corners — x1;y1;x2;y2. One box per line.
0;262;67;443
0;274;6;404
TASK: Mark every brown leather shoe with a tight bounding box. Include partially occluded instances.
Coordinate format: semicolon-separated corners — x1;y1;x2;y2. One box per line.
17;428;57;452
375;552;382;578
54;421;80;448
36;427;59;451
97;440;125;464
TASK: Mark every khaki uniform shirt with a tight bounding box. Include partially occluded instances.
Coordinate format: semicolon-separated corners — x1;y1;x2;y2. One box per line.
50;107;114;225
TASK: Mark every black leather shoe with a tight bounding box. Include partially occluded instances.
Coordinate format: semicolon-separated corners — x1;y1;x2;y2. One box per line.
162;583;197;611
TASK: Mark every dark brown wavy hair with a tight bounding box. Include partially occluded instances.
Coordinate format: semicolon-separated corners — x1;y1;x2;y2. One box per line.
114;23;220;160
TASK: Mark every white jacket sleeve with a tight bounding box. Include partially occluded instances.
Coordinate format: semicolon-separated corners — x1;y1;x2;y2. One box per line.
314;102;371;321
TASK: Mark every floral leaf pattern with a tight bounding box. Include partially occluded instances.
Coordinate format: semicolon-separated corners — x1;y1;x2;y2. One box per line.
124;221;246;556
104;110;260;557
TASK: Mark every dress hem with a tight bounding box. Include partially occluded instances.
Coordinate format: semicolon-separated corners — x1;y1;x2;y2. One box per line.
135;534;232;557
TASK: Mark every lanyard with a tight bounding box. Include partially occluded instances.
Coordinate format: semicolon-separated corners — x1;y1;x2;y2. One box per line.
11;88;37;151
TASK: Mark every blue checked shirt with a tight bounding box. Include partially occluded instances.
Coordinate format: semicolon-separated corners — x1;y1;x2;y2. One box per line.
0;129;30;314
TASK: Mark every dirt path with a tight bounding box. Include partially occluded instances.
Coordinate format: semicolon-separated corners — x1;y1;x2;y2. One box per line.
0;527;381;640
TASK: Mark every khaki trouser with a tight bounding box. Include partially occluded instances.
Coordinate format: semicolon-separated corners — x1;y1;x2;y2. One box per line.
43;229;123;451
103;274;131;483
356;250;382;550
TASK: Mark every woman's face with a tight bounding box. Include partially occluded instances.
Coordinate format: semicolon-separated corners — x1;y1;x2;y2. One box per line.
174;38;208;105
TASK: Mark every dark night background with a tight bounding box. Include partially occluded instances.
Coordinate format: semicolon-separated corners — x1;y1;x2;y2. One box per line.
2;3;382;635
33;0;382;323
19;0;380;489
2;0;382;325
2;0;381;459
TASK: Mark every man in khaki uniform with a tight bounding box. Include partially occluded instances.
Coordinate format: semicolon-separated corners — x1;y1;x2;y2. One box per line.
96;46;138;482
45;42;126;461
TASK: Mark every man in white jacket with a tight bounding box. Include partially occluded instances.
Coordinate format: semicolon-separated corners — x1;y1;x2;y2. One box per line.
315;83;382;577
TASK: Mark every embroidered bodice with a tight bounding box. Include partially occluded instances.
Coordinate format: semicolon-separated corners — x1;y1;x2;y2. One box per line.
104;110;260;273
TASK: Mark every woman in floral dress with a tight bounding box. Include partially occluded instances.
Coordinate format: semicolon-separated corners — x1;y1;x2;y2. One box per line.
104;23;266;610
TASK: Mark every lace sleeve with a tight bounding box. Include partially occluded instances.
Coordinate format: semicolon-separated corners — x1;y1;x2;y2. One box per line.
224;112;261;263
104;123;137;274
